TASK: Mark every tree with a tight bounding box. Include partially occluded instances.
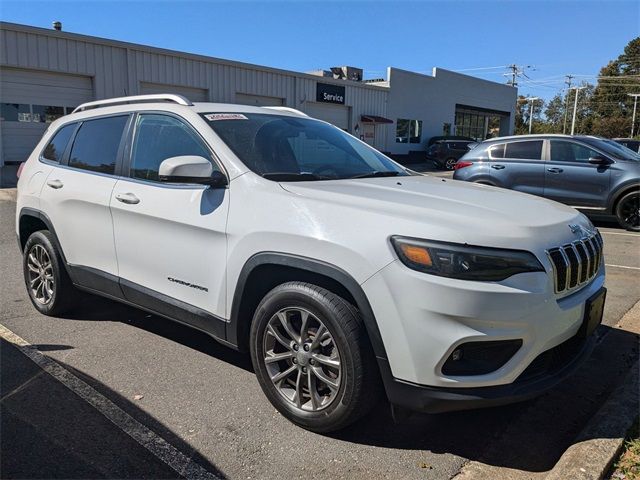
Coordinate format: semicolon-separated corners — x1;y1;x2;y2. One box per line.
591;37;640;137
515;96;545;134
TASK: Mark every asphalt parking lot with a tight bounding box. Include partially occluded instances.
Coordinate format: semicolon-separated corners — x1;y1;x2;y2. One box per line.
1;187;638;480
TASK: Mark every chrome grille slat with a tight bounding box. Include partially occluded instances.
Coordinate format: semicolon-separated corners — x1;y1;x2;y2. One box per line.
546;230;603;294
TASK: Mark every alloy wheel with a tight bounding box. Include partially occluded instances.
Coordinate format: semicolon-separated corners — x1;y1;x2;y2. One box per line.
262;307;341;412
445;158;457;170
620;193;640;229
27;244;54;305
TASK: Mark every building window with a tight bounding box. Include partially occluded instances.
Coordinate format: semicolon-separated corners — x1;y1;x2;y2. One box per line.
1;103;31;122
396;119;422;144
32;105;66;123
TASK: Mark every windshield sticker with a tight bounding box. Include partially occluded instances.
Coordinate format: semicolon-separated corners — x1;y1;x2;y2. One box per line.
205;113;248;121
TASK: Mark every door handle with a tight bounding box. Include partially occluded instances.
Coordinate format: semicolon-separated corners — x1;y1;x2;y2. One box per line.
491;164;505;170
46;179;63;189
115;193;140;205
547;168;564;173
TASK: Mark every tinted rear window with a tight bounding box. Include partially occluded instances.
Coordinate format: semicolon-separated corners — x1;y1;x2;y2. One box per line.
488;144;505;159
505;140;543;160
42;123;76;162
68;116;128;174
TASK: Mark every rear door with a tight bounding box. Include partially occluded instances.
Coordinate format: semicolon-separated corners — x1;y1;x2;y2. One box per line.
543;139;611;208
39;114;130;289
489;139;545;196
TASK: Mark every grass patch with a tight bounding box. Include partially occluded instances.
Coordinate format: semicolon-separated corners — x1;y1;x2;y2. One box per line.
611;417;640;480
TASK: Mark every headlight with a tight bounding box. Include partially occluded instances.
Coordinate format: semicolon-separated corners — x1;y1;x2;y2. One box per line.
390;236;544;281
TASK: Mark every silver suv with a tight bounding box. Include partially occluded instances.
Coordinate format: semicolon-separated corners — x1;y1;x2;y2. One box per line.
453;134;640;231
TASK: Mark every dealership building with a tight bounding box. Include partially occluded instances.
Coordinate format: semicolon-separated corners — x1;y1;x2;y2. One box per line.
0;21;517;185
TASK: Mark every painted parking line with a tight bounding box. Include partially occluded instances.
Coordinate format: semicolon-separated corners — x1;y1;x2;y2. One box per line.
605;264;640;271
0;323;222;480
600;231;640;237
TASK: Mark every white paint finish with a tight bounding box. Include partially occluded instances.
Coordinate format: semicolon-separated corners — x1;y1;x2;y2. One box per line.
17;100;602;394
0;323;222;480
110;180;229;318
39;166;120;275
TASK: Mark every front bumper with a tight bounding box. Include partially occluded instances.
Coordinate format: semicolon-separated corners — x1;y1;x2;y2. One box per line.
378;326;597;413
362;257;605;411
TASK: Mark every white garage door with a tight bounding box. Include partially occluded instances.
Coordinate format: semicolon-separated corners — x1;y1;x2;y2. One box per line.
235;93;284;107
1;68;93;163
140;82;208;102
304;102;350;130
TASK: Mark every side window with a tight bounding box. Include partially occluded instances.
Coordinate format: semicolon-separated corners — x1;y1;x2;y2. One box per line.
130;114;215;181
550;140;601;163
489;143;505;159
504;140;543;160
68;116;128;174
42;123;76;163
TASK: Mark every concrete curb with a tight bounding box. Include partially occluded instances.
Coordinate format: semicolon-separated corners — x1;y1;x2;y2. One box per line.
544;359;638;480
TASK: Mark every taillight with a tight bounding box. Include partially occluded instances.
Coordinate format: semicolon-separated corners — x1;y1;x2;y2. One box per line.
454;161;473;170
16;162;25;179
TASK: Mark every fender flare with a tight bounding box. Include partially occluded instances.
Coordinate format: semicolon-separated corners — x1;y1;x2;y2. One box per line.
609;182;640;213
228;252;388;360
18;207;67;260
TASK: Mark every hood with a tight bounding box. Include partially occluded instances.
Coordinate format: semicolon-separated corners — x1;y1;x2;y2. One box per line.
279;175;590;248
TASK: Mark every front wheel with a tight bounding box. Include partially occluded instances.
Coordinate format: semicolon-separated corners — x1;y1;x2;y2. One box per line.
250;282;380;432
615;190;640;231
445;157;457;170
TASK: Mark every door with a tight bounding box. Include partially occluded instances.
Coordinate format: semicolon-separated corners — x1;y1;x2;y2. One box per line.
305;102;350;131
1;67;93;163
489;139;545;196
110;113;229;325
235;93;284;107
544;139;611;208
39;115;129;285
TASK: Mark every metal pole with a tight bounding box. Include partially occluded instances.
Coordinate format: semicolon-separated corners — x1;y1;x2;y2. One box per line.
563;75;573;134
631;95;639;137
529;100;535;134
570;88;582;136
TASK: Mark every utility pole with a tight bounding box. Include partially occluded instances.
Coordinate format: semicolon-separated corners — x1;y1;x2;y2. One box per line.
527;97;540;134
562;75;574;134
506;64;519;87
570;86;586;135
629;94;640;137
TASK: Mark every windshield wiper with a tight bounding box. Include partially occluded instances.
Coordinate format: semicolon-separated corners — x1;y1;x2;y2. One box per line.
349;171;402;179
261;172;332;181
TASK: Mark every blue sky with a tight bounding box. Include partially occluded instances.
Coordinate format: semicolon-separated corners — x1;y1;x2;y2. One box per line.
1;1;638;101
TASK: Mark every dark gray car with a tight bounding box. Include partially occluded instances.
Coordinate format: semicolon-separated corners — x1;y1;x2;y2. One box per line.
453;134;640;231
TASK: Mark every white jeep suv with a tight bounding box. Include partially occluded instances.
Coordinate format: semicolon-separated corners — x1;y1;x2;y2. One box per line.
16;94;606;432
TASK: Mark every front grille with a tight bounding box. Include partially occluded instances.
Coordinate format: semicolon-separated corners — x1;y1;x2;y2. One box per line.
546;231;603;294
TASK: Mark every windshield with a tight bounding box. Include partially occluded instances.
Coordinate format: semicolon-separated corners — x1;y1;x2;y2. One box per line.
580;137;640;162
202;113;409;180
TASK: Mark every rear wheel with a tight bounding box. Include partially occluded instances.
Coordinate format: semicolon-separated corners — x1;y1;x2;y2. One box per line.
23;230;78;315
250;282;380;432
615;190;640;231
445;157;457;170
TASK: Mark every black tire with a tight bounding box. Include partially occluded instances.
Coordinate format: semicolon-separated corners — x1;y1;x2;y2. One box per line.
22;230;78;316
444;157;457;170
249;281;380;432
615;190;640;231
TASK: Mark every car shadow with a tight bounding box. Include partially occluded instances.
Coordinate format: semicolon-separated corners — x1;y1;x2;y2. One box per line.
52;293;638;474
1;337;227;479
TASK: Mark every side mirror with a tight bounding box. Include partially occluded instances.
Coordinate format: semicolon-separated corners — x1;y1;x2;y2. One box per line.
588;156;610;165
158;155;228;188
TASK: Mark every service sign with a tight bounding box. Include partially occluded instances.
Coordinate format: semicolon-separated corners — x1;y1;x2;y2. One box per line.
316;83;345;105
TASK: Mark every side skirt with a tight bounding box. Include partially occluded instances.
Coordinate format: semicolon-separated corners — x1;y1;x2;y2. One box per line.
67;265;234;349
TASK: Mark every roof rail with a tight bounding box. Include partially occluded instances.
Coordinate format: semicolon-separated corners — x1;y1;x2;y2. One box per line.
72;94;193;113
263;106;308;117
